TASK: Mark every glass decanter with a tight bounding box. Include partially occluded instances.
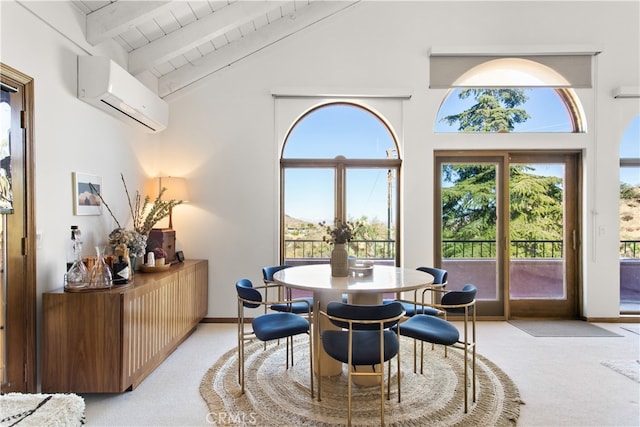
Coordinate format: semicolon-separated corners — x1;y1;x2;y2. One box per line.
66;226;88;288
88;245;113;288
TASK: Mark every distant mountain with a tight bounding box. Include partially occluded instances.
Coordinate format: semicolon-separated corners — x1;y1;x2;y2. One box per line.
285;215;315;227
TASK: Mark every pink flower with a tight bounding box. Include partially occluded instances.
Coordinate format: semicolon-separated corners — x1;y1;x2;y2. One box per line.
153;247;168;259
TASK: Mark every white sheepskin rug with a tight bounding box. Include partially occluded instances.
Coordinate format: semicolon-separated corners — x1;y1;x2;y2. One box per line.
1;393;85;426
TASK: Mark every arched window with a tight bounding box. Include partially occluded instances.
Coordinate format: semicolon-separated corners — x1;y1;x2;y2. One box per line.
619;115;640;314
435;88;583;133
281;102;401;265
433;57;588;133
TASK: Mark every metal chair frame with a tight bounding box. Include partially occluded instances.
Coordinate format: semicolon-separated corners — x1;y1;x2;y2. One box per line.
236;280;314;398
391;267;448;318
318;302;405;427
402;285;477;413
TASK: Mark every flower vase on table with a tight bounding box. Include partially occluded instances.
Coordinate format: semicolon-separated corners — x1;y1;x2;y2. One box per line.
320;219;362;278
330;243;349;277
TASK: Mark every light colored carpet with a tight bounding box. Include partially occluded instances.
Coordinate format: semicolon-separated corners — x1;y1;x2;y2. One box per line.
200;335;523;426
508;320;623;337
0;393;85;426
600;360;640;383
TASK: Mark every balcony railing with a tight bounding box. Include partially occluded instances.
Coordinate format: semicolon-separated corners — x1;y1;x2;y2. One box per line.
443;240;564;258
284;239;395;260
284;239;640;259
621;240;640;258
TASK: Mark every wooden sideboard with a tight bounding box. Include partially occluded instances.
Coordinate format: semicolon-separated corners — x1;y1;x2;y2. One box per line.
42;259;208;393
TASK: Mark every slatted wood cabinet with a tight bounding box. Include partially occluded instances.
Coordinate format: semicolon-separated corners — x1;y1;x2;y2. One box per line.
42;259;208;393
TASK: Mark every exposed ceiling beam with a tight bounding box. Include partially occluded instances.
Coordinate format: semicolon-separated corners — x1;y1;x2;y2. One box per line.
159;1;359;97
86;1;173;45
128;1;287;76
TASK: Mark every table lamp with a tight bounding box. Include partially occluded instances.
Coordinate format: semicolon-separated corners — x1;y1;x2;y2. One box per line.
147;176;189;229
146;176;189;263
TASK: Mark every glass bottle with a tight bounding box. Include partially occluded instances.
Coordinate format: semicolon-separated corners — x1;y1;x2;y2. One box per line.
112;250;130;285
65;225;88;288
88;246;113;288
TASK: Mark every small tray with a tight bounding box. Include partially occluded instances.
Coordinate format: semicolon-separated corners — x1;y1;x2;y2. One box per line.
349;265;374;276
64;282;131;292
140;264;171;273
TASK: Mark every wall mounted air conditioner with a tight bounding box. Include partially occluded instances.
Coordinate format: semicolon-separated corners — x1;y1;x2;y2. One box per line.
77;56;169;133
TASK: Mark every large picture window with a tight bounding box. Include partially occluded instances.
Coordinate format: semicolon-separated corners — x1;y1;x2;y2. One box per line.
280;103;401;266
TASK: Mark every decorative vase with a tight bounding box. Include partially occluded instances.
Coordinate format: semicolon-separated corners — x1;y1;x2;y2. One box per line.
130;255;143;272
129;256;138;279
155;258;166;267
331;243;349;277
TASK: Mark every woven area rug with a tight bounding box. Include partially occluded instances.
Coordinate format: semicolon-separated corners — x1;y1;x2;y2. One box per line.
200;336;522;426
508;320;623;337
0;393;85;426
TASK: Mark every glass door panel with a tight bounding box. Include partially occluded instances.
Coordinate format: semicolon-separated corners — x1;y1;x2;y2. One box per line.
508;153;579;318
283;168;334;264
619;163;640;314
346;168;398;264
509;163;566;300
438;160;504;316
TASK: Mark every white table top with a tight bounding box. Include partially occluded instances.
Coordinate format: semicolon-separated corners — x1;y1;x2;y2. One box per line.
273;264;434;295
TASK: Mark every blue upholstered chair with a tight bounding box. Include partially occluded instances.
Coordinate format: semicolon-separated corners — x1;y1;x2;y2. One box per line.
395;284;477;413
262;265;314;315
235;278;313;397
318;301;405;426
385;267;449;317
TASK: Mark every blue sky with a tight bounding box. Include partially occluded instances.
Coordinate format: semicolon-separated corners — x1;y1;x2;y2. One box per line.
284;94;639;223
620;115;640;187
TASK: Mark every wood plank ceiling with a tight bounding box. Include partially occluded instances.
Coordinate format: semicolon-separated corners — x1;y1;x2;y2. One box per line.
72;1;358;98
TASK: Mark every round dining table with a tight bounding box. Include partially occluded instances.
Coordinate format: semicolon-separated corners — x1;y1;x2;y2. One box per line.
273;264;434;383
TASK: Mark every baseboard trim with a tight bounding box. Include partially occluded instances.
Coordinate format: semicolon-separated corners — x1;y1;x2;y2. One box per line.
201;317;237;324
585;316;640;323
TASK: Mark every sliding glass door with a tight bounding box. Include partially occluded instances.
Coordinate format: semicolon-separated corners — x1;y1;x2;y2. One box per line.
436;151;580;318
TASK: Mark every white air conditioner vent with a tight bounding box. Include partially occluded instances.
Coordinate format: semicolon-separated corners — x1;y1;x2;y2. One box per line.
77;56;168;132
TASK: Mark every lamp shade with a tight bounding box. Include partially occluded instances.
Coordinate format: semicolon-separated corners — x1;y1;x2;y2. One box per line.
147;177;189;202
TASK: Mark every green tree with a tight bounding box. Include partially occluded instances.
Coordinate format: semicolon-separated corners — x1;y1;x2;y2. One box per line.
620;182;640;201
440;89;530;132
509;167;563;241
442;163;564;258
442;164;497;241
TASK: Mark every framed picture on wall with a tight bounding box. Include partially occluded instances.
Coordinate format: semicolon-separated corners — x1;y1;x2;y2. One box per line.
73;172;102;215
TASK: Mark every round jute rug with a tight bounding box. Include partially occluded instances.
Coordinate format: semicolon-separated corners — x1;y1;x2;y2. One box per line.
200;336;523;426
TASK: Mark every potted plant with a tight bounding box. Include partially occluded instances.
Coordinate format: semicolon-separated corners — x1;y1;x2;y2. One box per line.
153;247;168;266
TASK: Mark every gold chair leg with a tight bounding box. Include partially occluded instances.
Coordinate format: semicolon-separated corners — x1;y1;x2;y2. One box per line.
308;331;314;399
347;364;353;427
397;341;402;403
387;359;391;399
380;364;385;426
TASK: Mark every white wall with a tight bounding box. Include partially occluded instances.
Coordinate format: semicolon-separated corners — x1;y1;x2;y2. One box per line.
2;1;639;321
0;2;155;300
